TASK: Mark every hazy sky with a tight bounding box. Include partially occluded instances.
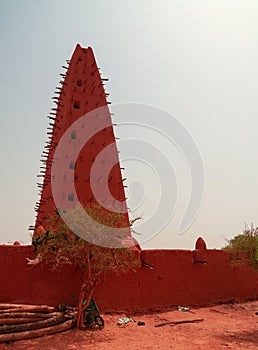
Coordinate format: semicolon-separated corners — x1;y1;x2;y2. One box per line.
0;0;257;249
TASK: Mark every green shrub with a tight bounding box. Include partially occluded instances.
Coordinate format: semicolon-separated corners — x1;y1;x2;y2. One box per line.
223;224;258;271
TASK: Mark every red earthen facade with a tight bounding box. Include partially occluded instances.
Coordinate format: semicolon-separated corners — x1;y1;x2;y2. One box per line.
33;44;129;235
2;46;257;312
0;244;257;311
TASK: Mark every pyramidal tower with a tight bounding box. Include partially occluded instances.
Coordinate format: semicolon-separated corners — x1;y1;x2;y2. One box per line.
32;44;132;246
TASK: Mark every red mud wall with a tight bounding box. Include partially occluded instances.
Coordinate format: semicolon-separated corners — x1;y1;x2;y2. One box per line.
0;245;258;312
34;45;129;236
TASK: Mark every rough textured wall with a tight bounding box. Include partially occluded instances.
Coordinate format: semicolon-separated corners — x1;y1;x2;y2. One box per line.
33;44;129;235
0;245;257;312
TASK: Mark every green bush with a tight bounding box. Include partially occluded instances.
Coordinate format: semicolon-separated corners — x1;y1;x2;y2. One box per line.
223;224;258;271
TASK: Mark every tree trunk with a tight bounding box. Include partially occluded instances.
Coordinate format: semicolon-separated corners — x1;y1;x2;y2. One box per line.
0;318;44;325
0;306;55;313
0;303;37;309
0;312;67;334
0;312;57;319
76;279;97;329
79;283;96;328
0;319;74;343
76;253;100;329
76;282;86;328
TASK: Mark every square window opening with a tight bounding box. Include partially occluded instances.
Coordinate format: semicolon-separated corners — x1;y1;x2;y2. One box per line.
68;193;74;201
71;130;77;140
74;101;80;109
69;161;76;170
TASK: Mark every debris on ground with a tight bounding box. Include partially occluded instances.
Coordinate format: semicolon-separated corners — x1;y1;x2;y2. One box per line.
155;318;204;328
117;317;136;325
178;306;195;314
178;306;190;312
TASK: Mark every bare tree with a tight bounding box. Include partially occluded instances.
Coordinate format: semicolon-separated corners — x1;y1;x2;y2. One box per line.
32;204;141;328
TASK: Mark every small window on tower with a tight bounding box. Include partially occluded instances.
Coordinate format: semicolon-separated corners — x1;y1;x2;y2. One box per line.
69;161;76;170
68;193;74;201
74;101;80;109
71;130;77;140
77;79;82;87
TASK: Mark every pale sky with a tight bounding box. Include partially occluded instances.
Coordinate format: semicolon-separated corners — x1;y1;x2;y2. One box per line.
0;0;258;249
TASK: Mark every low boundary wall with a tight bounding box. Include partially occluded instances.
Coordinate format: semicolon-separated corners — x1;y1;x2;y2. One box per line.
0;244;257;312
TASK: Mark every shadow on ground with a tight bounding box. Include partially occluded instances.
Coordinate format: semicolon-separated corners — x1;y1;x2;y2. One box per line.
1;329;114;350
217;330;258;347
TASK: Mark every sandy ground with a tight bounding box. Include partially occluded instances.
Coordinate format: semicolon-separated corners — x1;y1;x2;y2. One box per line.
0;301;258;350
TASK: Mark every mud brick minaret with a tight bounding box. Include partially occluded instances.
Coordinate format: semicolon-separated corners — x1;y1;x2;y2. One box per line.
32;44;131;241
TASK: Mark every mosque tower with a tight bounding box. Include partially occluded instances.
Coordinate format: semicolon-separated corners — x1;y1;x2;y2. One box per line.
32;44;132;246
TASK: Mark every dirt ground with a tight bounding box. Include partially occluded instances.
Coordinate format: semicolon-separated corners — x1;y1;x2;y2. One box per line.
0;300;258;350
